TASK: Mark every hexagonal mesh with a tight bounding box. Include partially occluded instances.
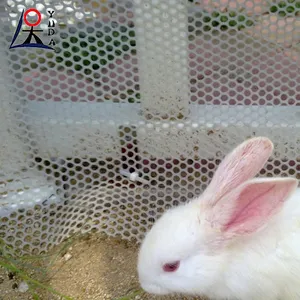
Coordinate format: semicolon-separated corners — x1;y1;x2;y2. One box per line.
0;0;299;254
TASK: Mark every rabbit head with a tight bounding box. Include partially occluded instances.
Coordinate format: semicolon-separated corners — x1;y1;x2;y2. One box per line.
137;137;298;297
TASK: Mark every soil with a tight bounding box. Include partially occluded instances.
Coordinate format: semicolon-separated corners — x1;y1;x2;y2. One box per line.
0;233;206;300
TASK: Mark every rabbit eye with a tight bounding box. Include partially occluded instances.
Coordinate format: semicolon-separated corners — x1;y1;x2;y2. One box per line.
163;261;180;272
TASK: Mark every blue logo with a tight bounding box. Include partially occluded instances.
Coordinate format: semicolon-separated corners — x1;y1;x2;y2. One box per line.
9;8;56;50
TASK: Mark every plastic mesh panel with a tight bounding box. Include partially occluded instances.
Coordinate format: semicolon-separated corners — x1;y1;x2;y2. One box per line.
0;0;299;254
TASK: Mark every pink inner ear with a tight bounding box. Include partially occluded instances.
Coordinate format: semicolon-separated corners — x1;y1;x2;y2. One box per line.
221;179;297;235
205;137;273;206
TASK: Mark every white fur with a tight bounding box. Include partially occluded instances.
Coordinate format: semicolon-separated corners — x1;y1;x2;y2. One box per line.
137;138;300;300
138;190;300;300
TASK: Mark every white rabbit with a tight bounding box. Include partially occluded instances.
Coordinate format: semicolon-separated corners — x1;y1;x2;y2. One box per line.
137;137;300;300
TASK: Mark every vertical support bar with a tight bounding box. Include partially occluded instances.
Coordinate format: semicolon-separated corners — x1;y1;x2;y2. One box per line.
133;0;190;120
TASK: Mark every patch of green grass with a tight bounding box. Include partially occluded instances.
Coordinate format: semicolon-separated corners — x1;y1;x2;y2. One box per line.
53;27;136;72
0;238;74;299
22;26;136;73
269;0;300;17
201;11;255;32
113;289;144;300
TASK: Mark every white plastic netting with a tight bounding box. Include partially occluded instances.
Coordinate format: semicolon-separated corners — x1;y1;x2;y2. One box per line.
0;0;299;255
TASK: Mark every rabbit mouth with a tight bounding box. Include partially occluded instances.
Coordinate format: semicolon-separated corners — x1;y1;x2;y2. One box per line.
141;283;170;295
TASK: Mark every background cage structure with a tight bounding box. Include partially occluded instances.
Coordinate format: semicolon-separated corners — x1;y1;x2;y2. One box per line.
0;0;299;255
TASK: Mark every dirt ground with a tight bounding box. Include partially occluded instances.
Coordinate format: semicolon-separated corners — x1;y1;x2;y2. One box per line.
0;233;206;300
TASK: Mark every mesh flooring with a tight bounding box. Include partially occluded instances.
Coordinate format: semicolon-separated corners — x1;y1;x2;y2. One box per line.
0;0;299;254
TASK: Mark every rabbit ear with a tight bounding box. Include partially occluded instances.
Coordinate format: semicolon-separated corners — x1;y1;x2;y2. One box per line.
208;178;298;236
204;137;273;206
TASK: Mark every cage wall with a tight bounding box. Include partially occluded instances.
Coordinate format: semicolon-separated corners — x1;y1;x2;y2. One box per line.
0;0;299;255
